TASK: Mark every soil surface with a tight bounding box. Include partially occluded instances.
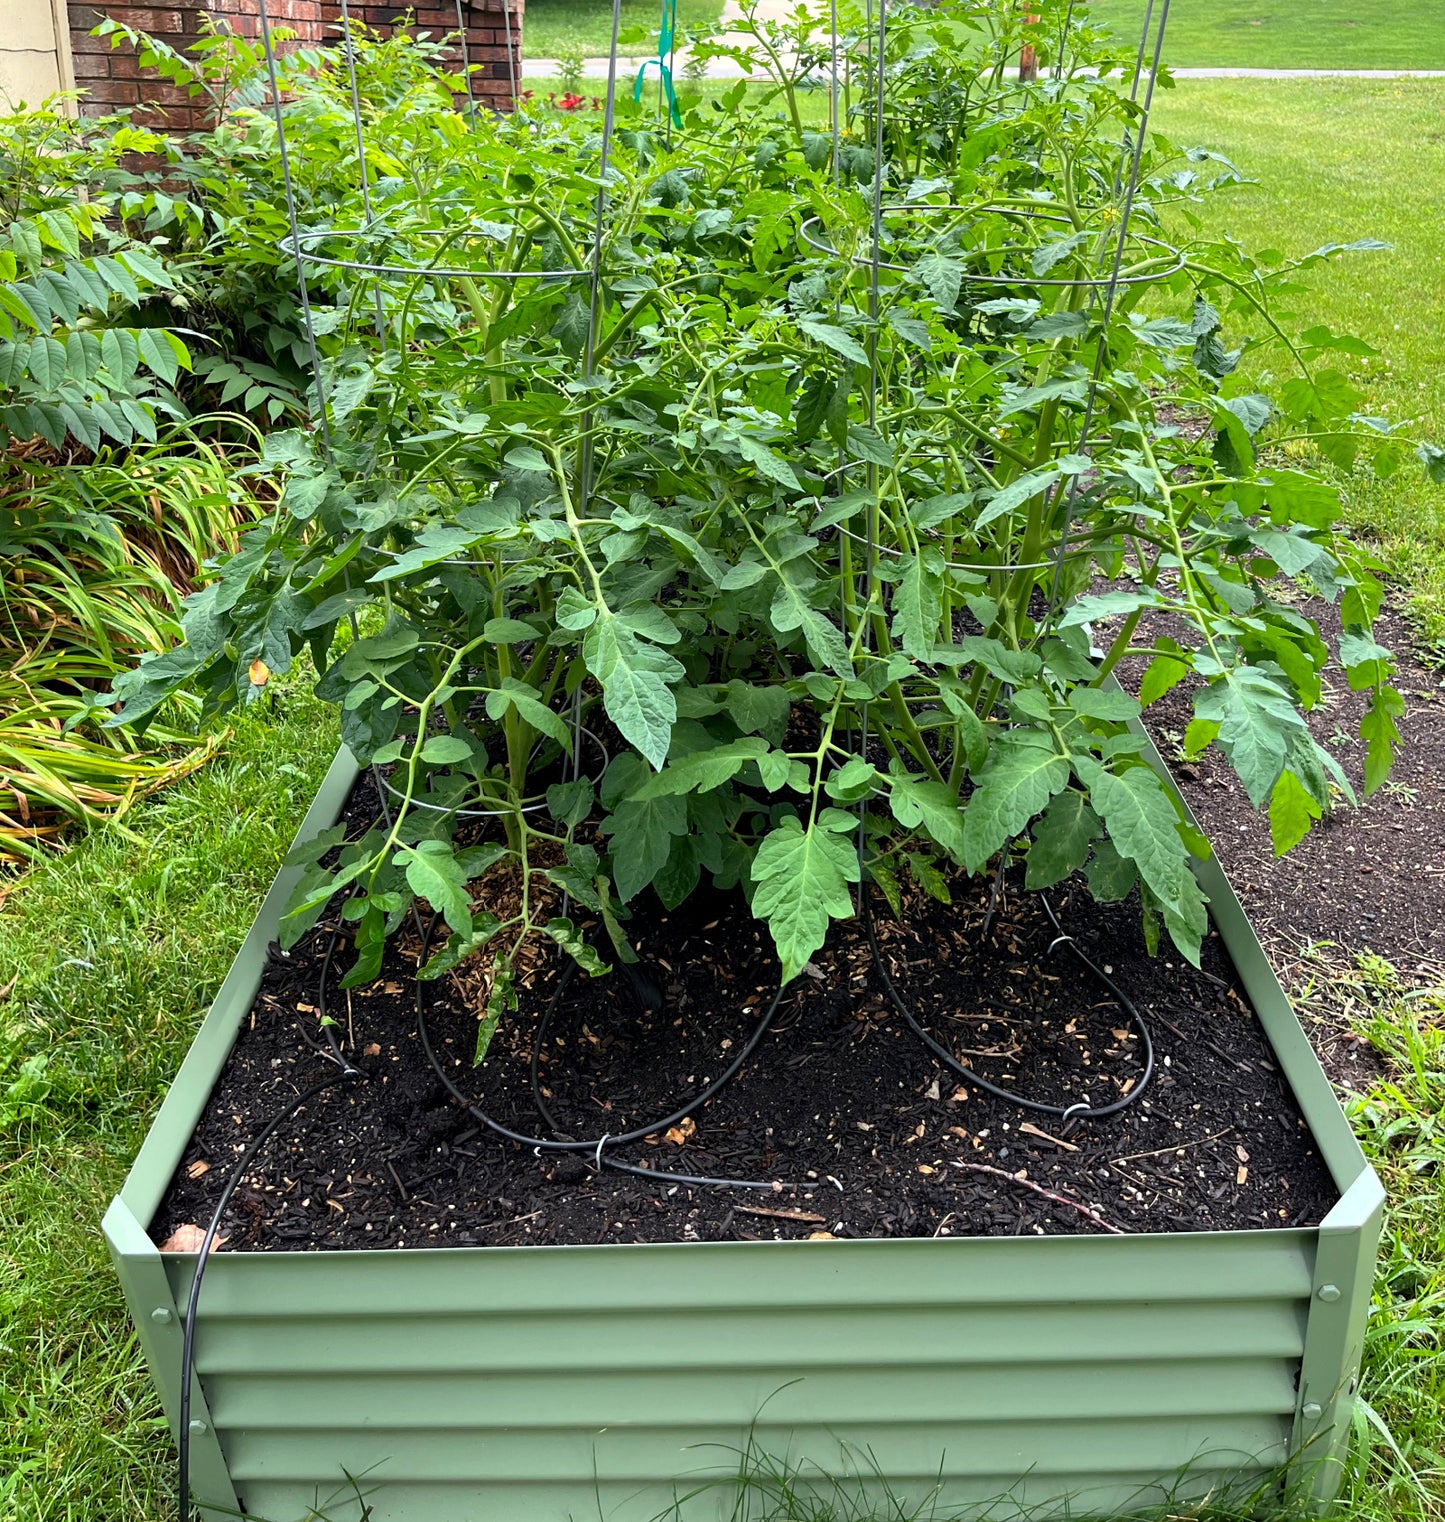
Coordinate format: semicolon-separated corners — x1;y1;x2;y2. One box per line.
157;776;1337;1251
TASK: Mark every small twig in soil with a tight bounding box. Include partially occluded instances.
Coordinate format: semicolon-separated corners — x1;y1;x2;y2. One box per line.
952;1162;1125;1234
734;1204;827;1224
1111;1127;1233;1165
1149;1009;1190;1043
1158;1006;1253;1071
384;1160;409;1202
1017;1121;1080;1152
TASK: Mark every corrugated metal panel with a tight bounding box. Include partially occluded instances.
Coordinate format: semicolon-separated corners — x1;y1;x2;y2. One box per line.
229;1469;1281;1522
174;1229;1314;1313
167;1232;1312;1521
208;1359;1298;1427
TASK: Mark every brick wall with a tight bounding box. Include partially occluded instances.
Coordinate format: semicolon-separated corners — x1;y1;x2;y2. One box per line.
67;0;523;130
327;2;523;105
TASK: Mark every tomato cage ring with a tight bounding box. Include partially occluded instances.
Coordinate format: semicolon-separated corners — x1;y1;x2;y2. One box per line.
832;520;1096;575
370;544;547;572
798;203;1185;288
279;224;587;283
378;725;608;820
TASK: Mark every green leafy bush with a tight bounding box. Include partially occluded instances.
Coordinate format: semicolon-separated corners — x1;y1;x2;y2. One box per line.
0;101;200;451
113;1;1438;1039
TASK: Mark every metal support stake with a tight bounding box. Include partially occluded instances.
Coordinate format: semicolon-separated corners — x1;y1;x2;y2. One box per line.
258;0;333;459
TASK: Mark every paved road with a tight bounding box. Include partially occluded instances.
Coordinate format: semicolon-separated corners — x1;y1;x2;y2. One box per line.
1169;67;1445;78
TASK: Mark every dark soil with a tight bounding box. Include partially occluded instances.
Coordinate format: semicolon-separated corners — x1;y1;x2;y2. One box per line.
156;775;1337;1251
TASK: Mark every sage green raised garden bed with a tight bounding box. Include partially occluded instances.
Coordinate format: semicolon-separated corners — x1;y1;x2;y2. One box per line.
104;744;1384;1522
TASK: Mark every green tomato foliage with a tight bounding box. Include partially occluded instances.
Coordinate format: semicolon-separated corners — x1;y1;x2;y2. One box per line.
107;0;1433;1022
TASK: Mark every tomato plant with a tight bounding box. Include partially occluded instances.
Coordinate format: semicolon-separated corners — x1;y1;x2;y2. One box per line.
114;1;1440;1046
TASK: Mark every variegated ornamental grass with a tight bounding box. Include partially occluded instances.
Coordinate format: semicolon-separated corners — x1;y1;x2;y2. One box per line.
0;95;278;854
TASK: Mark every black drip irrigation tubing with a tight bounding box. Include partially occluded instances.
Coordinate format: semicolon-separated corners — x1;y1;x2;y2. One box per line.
176;1058;362;1522
176;840;807;1517
413;905;818;1192
861;878;1156;1124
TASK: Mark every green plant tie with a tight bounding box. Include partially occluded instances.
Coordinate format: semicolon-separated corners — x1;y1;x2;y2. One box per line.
633;0;682;128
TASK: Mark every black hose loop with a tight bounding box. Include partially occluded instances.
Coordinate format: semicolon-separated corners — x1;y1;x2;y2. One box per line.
414;908;815;1191
177;1063;363;1522
862;879;1155;1124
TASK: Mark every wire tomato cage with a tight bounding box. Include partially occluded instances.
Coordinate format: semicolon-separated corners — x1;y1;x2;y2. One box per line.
277;224;589;284
175;1;1184;1514
798;201;1187;285
812;0;1175;1112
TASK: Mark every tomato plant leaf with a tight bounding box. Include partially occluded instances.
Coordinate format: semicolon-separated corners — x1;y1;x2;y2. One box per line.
750;816;860;983
798;318;868;367
942;635;1041;686
1025;790;1102;889
1193;665;1305;806
736;434;802;491
546;779;595;829
888;775;967;863
891;550;944;659
420;734;474;764
635;737;770;798
725;679;790;742
961;732;1070;872
417;914;503;982
1268;768;1322;856
914;252;963;312
551;292;590;358
583;612;679;770
769;562;852;678
1076;759;1208;963
484;679;573;751
602;792;689;902
399;840;473;935
1139;637;1189;709
976;467;1060;528
845;423;894;468
1068;687;1140;723
545;917;610;976
1360;683;1405;795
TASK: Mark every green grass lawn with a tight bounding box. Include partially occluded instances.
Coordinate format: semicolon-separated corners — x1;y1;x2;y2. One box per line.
3;75;1444;1522
523;0;723;60
0;691;339;1521
1293;956;1445;1522
520;0;1445;68
1088;0;1445;70
1148;78;1445;647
